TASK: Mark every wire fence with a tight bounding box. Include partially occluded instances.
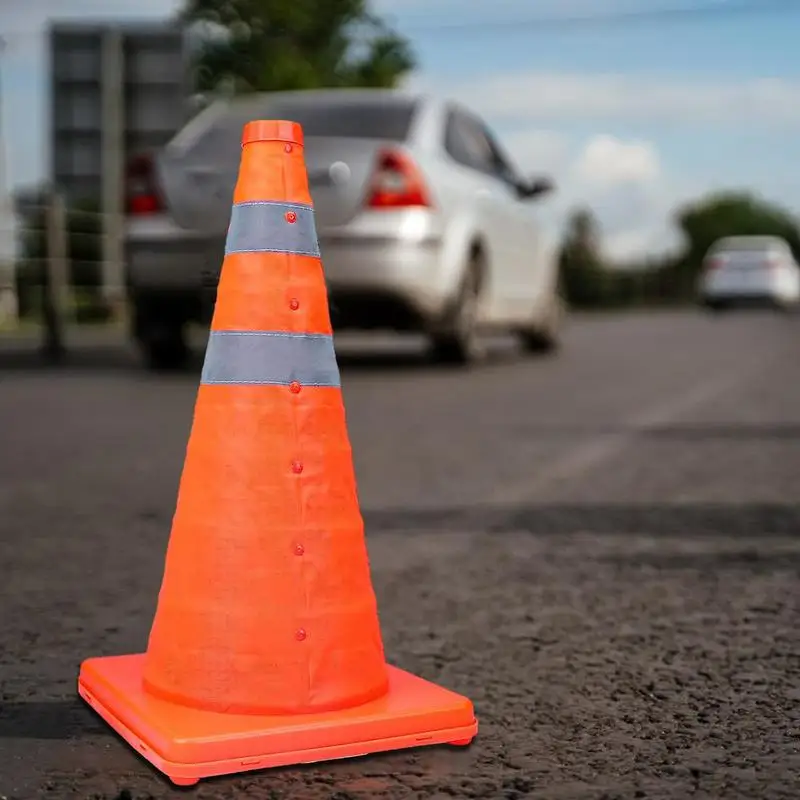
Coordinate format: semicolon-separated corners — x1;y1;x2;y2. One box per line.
0;194;128;362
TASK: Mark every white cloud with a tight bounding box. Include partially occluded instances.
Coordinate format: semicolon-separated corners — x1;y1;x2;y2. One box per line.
572;136;660;185
567;135;680;260
497;129;682;261
443;70;800;128
503;128;570;174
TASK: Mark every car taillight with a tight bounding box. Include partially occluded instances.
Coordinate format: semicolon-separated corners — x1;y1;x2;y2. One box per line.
704;256;725;271
126;154;164;215
764;255;781;270
365;149;431;209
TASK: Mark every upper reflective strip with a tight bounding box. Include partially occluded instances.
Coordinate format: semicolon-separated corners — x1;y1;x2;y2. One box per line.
201;331;340;387
225;201;320;257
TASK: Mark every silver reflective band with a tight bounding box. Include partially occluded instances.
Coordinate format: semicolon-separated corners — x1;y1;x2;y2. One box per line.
201;330;340;387
225;201;320;257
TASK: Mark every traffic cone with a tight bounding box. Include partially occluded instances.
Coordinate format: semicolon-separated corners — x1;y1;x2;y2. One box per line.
78;119;478;786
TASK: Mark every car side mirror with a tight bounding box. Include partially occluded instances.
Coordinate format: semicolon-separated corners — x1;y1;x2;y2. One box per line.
518;176;555;200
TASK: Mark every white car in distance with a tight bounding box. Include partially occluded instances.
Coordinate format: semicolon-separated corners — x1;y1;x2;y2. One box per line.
699;235;800;312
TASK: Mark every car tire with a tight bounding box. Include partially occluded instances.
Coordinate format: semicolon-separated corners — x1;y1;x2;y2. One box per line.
132;293;191;371
429;250;486;366
774;298;797;314
518;278;564;355
142;331;190;371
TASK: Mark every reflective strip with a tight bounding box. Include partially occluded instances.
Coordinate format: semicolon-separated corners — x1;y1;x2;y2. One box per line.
225;201;320;257
201;331;340;387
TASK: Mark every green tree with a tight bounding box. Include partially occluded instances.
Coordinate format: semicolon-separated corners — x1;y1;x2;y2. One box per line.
181;0;416;94
559;208;610;308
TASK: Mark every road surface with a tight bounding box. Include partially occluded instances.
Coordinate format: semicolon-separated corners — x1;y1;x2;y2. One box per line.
1;311;799;799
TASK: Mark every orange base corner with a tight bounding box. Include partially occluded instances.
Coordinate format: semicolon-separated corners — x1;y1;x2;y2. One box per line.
78;654;478;787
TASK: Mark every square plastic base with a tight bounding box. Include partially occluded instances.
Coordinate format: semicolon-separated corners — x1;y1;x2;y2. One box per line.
78;654;478;786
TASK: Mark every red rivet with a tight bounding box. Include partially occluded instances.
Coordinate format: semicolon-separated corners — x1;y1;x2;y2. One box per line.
285;143;293;153
285;211;297;223
289;297;299;310
291;460;303;474
289;381;301;394
294;543;305;556
295;628;307;642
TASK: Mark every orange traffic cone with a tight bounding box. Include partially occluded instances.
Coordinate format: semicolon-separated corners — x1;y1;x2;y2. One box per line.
78;119;477;786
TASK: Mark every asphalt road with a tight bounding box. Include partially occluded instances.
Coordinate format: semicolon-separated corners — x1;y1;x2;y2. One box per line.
1;310;799;800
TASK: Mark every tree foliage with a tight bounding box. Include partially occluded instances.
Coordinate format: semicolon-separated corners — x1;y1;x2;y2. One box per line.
559;208;609;307
181;0;416;93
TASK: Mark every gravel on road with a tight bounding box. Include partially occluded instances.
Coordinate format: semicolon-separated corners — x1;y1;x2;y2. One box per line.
1;311;799;800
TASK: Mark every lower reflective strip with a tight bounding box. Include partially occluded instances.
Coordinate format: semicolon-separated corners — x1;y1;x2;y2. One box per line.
225;201;320;257
201;331;340;387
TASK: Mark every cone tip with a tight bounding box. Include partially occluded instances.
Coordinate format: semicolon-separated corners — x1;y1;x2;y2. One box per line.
242;120;304;148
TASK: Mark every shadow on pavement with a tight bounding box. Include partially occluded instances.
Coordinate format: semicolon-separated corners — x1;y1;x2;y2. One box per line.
362;502;800;538
601;547;800;571
504;423;800;441
0;345;143;374
0;697;108;740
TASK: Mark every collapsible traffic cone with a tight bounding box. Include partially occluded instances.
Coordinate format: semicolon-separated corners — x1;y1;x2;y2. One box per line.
78;119;477;786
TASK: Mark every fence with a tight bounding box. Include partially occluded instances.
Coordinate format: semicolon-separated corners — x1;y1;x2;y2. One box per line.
2;191;126;361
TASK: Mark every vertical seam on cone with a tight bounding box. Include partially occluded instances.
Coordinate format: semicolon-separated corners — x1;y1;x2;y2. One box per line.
282;158;313;705
289;300;311;709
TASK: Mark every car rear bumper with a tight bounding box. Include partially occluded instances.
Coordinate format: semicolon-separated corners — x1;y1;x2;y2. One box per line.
321;232;446;325
700;269;799;303
702;294;796;310
124;229;447;329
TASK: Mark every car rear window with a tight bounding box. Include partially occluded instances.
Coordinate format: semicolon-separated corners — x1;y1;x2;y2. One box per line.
711;238;783;254
264;99;418;140
186;96;417;160
707;249;782;271
717;248;770;257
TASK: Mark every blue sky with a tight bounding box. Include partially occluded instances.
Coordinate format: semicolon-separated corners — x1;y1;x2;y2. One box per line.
3;0;800;258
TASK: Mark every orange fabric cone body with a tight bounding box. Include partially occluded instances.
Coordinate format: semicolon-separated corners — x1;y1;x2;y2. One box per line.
141;120;388;716
78;119;477;787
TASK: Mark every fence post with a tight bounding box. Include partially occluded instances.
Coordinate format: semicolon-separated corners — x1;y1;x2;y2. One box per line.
100;28;125;318
41;190;70;361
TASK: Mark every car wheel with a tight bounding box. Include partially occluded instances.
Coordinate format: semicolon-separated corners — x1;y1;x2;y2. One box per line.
519;279;564;355
774;298;797;314
142;331;190;371
133;294;191;371
429;251;486;366
703;299;729;313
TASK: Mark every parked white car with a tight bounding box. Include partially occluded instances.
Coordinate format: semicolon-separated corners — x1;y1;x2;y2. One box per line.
699;235;800;311
124;88;565;369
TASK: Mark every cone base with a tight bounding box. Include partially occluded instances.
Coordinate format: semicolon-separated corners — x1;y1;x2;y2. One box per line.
78;654;477;786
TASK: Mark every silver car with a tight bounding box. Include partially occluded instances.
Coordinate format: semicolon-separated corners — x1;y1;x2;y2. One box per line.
698;235;800;312
124;88;564;368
